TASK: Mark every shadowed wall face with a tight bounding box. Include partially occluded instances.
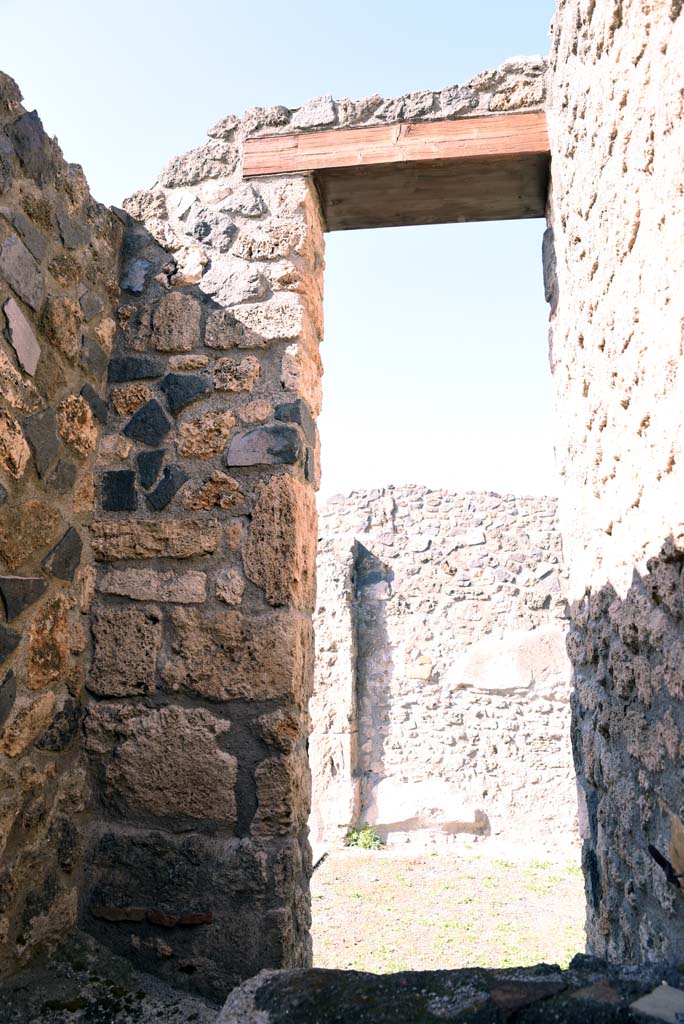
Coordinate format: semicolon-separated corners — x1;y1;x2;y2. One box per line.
548;0;684;961
311;487;578;851
0;73;120;975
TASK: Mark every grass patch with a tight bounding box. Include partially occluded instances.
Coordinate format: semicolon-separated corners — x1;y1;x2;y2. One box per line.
311;848;584;974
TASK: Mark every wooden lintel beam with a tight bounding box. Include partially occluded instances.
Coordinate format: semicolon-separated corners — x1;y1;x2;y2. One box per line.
243;112;549;177
243;112;550;231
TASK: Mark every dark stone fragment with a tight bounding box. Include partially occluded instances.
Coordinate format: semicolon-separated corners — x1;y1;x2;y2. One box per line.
79;290;104;321
124;400;171;447
49;817;79;873
80;335;108;381
224;424;303;468
80;382;108;424
0;151;13;196
585;847;602;912
35;698;83;753
41;527;82;581
0;207;47;260
305;447;315;483
0;482;7;507
0;623;20;665
0;670;16;728
121;258;152;294
0;235;44;310
102;470;137;512
6;111;54;185
85;828;269;1000
146;465;189;511
23;407;59;477
108;355;163;383
137;449;164;490
0;575;48;620
46;459;76;494
275;399;316;445
159;373;211;415
21;871;58;930
56;209;90;250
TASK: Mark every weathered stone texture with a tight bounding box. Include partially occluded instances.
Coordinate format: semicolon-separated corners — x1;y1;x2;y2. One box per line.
243;474;317;610
0;71;119;976
548;0;684;963
312;488;576;851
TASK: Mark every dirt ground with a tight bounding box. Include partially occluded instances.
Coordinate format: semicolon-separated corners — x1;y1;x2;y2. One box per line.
311;846;585;974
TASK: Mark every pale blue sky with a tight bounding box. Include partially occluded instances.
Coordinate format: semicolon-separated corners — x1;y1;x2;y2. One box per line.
1;0;558;498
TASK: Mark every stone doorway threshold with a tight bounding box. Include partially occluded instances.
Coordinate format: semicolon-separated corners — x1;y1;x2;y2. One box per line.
6;936;683;1022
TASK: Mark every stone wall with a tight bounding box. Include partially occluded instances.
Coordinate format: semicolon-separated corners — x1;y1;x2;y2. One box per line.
547;0;684;962
0;74;120;974
311;487;578;852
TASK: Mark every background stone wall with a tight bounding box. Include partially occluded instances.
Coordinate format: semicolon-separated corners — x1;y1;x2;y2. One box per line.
547;0;684;962
0;73;120;975
312;487;578;852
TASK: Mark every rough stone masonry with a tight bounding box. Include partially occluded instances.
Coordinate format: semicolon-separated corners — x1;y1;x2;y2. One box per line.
0;0;681;1005
311;486;577;852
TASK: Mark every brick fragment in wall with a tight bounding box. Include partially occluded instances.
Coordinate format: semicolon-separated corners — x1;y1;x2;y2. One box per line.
0;236;43;310
3;296;40;375
224;424;303;467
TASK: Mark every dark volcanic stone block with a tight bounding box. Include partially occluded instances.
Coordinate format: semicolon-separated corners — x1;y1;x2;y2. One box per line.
35;697;83;752
41;527;82;581
79;290;105;321
80;383;108;424
275;399;316;445
102;471;137;512
0;575;48;621
160;373;211;415
108;355;164;383
80;336;108;382
224;424;303;467
121;258;152;294
0;618;19;667
124;400;171;447
0;235;44;310
0;207;47;261
6;111;55;185
146;465;189;511
46;460;76;495
23;407;59;477
57;209;90;250
0;670;16;728
0;623;20;665
137;449;165;490
0;482;7;507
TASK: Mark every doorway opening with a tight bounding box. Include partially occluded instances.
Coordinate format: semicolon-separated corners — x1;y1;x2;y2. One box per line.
308;220;583;973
